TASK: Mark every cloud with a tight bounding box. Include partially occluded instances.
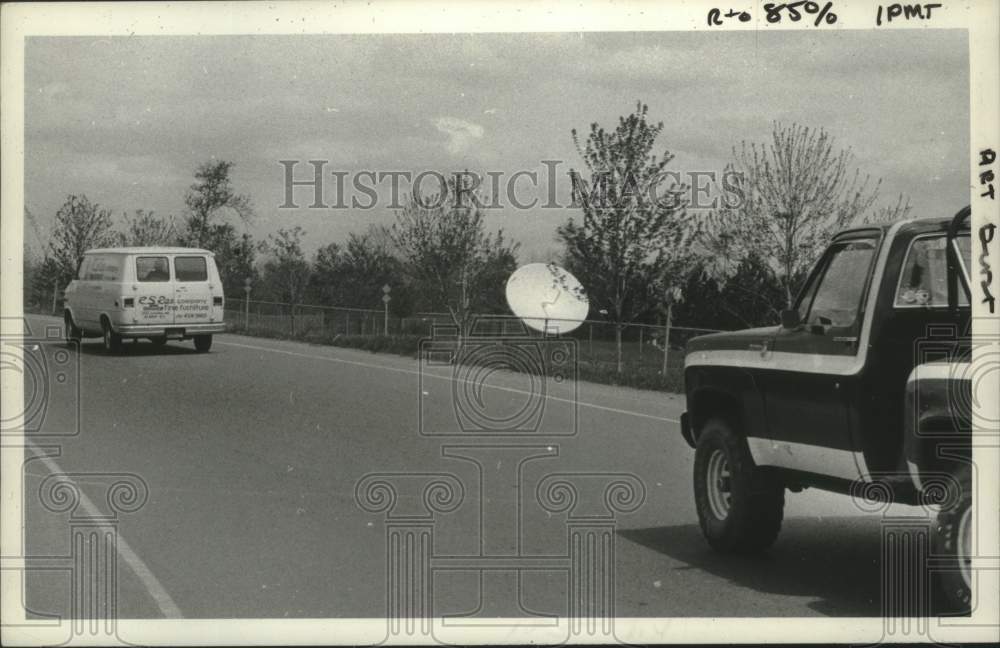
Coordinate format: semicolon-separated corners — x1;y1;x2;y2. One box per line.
434;116;484;154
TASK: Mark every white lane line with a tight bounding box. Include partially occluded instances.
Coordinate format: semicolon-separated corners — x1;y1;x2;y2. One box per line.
25;442;184;619
217;339;680;424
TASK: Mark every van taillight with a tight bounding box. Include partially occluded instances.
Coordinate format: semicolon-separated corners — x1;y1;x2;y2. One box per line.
213;297;223;306
123;298;135;307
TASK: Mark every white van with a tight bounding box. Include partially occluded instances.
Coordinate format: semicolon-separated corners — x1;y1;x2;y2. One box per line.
63;247;226;353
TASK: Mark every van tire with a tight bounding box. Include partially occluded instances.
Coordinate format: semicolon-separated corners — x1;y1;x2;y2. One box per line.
193;335;213;353
694;417;785;554
933;463;972;613
150;337;167;347
101;318;124;354
64;312;82;347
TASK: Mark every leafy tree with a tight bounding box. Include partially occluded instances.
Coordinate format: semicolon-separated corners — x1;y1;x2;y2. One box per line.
703;122;881;307
557;101;697;373
178;160;256;295
259;226;311;306
117;210;178;246
24;257;63;313
308;227;415;318
23;206;57;311
217;231;258;297
181;161;253;245
716;255;787;328
390;175;519;341
309;241;346;306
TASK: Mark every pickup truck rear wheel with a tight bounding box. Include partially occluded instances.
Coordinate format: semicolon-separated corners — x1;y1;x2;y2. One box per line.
933;463;972;612
694;418;785;554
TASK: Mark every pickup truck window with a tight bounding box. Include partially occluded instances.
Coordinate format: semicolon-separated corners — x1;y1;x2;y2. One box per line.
895;234;971;308
801;239;877;328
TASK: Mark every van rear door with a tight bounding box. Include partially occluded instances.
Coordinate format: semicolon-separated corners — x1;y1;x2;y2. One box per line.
172;255;219;326
133;255;175;326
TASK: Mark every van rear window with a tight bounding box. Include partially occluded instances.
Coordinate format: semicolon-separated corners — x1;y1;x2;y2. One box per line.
136;256;170;282
175;256;208;281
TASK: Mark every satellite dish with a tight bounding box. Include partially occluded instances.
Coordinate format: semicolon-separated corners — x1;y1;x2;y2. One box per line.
505;263;589;334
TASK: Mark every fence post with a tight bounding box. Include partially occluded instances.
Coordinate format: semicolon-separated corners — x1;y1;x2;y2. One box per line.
588;323;594;364
661;302;673;376
638;326;644;366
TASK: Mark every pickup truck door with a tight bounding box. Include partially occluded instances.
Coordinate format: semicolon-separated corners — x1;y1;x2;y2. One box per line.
762;234;880;481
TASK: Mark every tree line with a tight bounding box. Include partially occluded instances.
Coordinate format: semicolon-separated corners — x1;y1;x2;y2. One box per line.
25;102;913;372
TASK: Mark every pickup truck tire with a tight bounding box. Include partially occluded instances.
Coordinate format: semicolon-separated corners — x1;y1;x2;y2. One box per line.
694;417;785;554
933;463;972;612
101;318;124;354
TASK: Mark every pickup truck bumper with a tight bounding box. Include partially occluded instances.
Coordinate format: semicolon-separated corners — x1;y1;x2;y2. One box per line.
680;412;695;448
115;322;226;338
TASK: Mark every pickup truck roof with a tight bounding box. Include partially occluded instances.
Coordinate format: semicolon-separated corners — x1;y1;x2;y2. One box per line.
836;214;969;239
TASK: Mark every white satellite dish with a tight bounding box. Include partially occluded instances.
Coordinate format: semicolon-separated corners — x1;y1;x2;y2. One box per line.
505;263;589;334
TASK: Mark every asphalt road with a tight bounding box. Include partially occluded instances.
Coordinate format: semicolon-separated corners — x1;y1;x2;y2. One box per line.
15;313;927;620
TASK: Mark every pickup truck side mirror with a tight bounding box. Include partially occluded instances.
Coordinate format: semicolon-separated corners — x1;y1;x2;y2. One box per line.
780;309;800;329
810;315;833;335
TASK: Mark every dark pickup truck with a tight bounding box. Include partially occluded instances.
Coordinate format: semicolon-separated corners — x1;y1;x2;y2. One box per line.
681;207;974;610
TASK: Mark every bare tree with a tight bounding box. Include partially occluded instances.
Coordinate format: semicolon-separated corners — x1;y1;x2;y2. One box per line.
49;194;118;285
390;175;518;346
703;122;881;308
117;210;178;246
861;193;912;224
557;101;697;373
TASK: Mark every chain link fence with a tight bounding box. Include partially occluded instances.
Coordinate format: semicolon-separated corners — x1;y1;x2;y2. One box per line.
223;297;724;373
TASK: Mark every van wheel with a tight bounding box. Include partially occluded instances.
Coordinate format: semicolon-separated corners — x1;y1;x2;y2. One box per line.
101;318;124;354
64;312;82;347
934;463;972;612
694;417;785;554
193;335;213;353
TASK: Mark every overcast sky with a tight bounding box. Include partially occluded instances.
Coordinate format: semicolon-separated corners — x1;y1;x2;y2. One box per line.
25;29;969;261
